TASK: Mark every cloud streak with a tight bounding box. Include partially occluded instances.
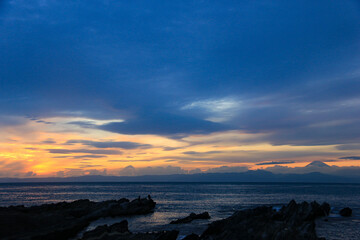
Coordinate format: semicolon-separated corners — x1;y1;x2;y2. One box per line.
66;140;152;149
256;161;296;166
47;149;122;155
339;156;360;160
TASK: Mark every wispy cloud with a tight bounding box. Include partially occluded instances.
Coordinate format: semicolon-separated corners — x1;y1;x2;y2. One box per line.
66;140;152;149
47;149;122;155
256;161;295;166
183;150;224;155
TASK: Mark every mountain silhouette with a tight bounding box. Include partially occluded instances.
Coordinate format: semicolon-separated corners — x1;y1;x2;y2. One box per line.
306;161;331;168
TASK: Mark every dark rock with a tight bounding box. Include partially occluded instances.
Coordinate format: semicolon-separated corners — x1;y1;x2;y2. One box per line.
80;222;178;240
200;200;329;240
0;197;156;240
82;220;129;239
340;207;352;217
320;202;331;216
183;233;201;240
82;225;109;239
170;212;210;224
109;220;129;233
155;230;179;240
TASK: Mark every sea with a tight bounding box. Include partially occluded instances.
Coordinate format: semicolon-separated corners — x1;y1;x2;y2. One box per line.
0;182;359;240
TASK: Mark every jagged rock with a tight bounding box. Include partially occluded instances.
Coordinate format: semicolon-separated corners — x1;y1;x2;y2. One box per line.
183;233;201;240
339;207;352;217
82;220;129;239
80;221;179;240
170;212;210;224
0;197;156;240
200;200;329;240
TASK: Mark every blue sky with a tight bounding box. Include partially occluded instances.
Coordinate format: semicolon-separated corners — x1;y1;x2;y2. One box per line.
1;0;360;177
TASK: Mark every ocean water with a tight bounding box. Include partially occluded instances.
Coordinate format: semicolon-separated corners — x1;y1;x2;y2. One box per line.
0;182;359;239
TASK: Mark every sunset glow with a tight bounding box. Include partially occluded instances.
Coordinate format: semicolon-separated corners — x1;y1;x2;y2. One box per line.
0;115;359;177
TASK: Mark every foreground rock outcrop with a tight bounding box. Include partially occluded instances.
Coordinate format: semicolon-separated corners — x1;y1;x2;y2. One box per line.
170;212;210;224
187;200;330;240
81;220;178;240
81;220;130;239
0;197;156;240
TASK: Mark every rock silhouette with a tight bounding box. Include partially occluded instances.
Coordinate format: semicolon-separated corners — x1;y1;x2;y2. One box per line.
0;198;337;240
81;220;130;239
81;220;178;240
170;212;210;224
0;197;156;240
339;207;352;217
200;200;329;240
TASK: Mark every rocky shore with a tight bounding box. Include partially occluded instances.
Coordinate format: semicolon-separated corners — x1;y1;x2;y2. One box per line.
0;197;353;240
0;196;155;240
80;220;179;240
198;200;330;240
77;200;332;240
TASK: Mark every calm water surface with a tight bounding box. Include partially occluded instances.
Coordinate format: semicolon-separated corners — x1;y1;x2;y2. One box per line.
0;182;359;239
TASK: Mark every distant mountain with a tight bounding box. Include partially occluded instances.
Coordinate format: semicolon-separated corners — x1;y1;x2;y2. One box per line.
0;170;359;183
305;161;331;168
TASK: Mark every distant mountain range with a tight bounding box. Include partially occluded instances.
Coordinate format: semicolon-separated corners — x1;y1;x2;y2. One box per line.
1;169;359;183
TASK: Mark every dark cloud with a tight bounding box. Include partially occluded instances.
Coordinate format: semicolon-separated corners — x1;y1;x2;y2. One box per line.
264;121;360;146
72;155;107;159
41;139;56;144
183;150;223;155
99;112;229;135
163;147;184;151
107;159;154;162
47;149;122;155
35;120;52;125
322;160;338;163
336;144;360;150
78;164;103;168
339;156;360;160
256;161;295;166
66;140;152;149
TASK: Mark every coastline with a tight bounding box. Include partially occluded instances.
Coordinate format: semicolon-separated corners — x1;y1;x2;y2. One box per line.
0;196;355;240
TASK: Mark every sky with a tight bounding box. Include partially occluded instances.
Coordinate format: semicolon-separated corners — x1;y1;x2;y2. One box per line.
1;0;360;177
